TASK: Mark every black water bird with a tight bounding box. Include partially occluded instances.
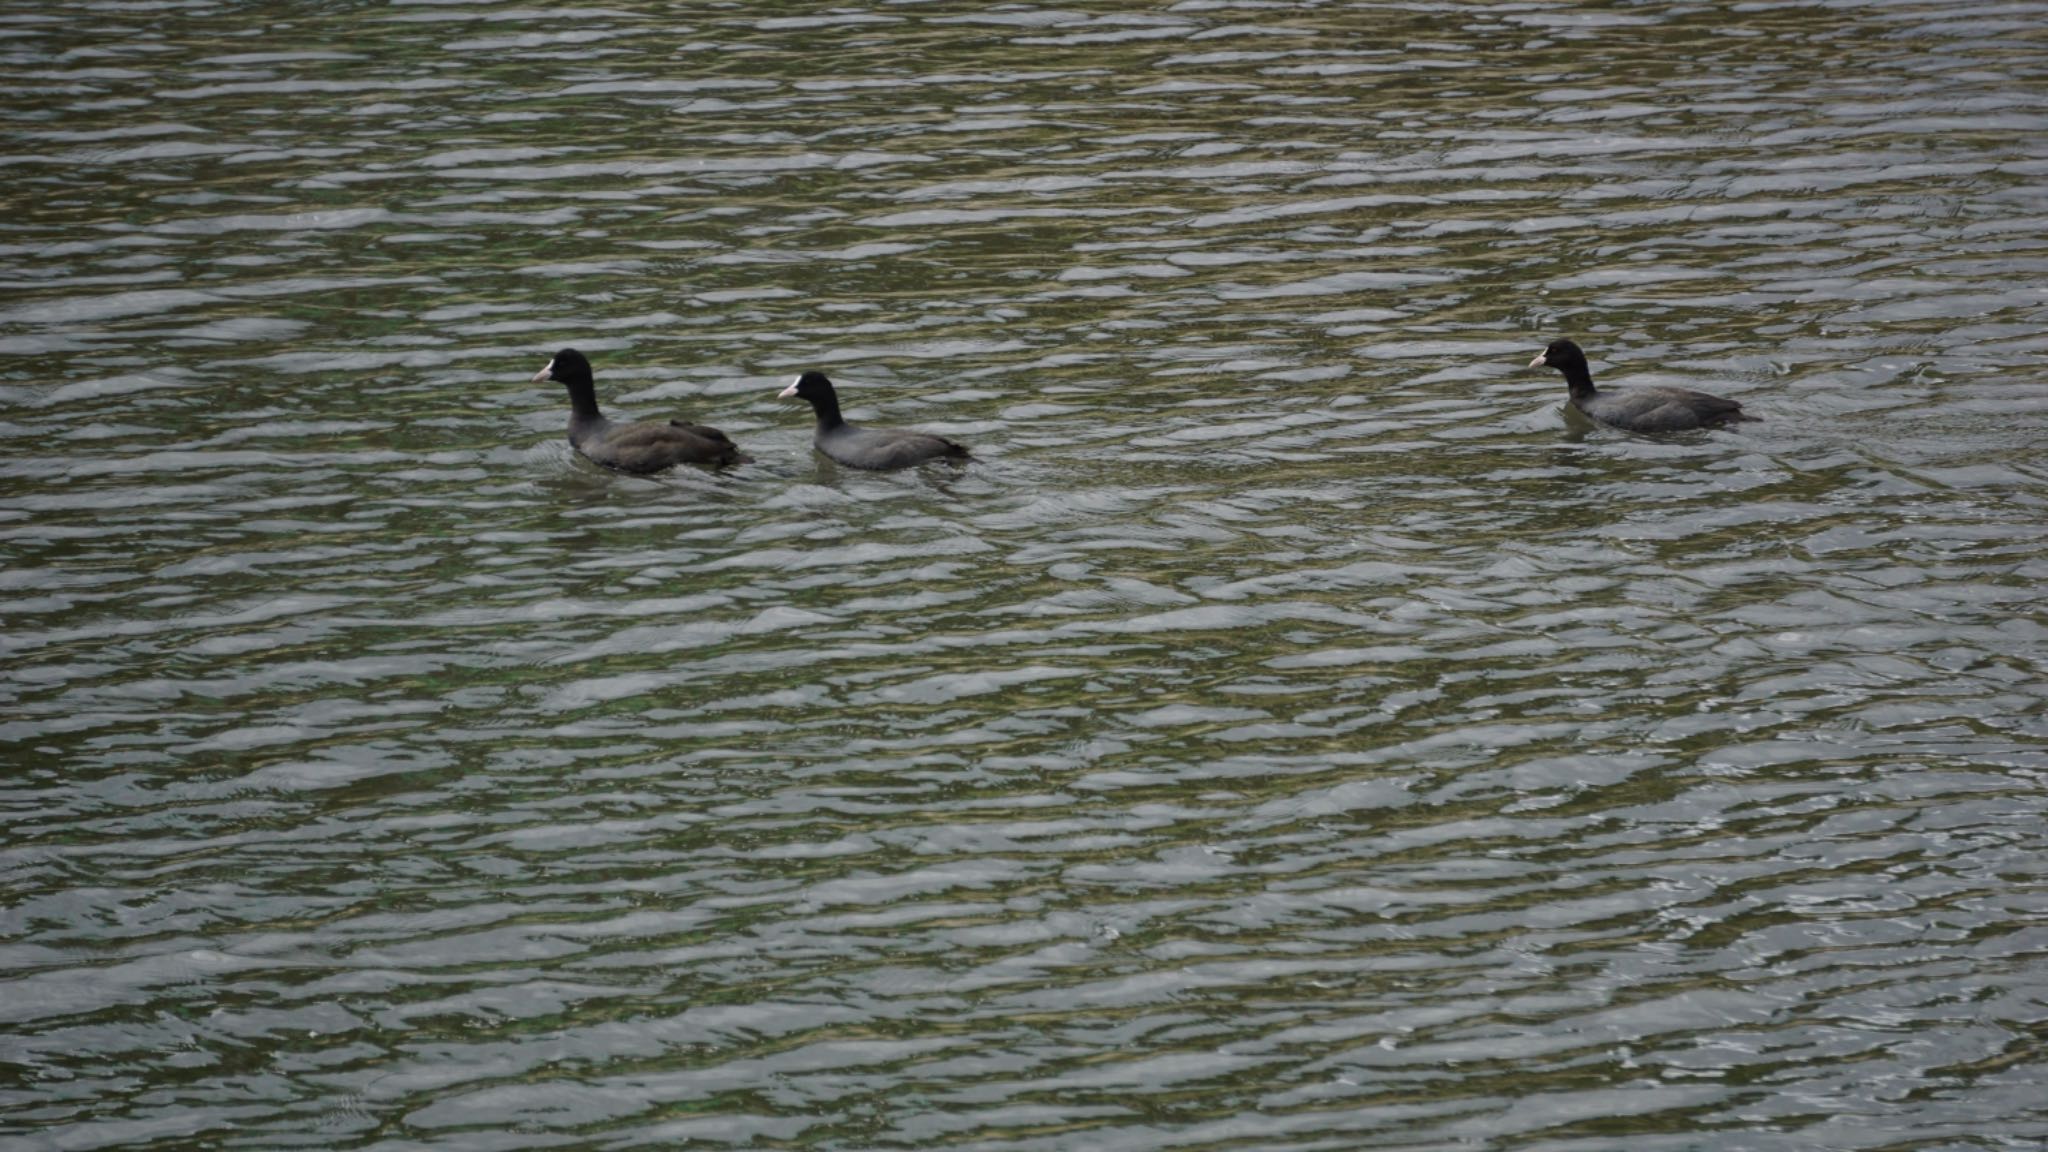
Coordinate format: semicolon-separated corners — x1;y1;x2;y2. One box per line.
777;371;970;471
534;348;743;472
1529;338;1752;433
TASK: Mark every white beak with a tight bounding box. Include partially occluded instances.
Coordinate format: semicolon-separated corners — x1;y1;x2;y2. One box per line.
776;376;800;399
1528;351;1548;368
532;359;555;383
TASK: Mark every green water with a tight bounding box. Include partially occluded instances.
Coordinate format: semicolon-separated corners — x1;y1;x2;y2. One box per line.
4;3;2047;1149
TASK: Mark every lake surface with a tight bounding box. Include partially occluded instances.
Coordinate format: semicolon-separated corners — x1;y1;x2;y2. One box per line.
5;2;2048;1149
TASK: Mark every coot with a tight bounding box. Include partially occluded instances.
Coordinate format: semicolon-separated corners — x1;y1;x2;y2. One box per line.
777;371;969;471
1530;338;1752;433
534;348;743;472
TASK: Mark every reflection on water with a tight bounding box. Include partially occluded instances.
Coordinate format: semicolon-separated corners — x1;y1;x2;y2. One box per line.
4;2;2048;1149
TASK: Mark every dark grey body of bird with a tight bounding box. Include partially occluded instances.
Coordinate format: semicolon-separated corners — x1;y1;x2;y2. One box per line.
1530;338;1752;433
534;348;744;473
778;371;969;471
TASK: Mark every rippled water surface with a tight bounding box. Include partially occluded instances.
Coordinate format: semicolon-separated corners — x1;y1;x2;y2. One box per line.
6;2;2048;1149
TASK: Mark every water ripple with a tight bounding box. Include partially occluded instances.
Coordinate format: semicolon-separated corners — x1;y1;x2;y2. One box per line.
4;2;2048;1150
